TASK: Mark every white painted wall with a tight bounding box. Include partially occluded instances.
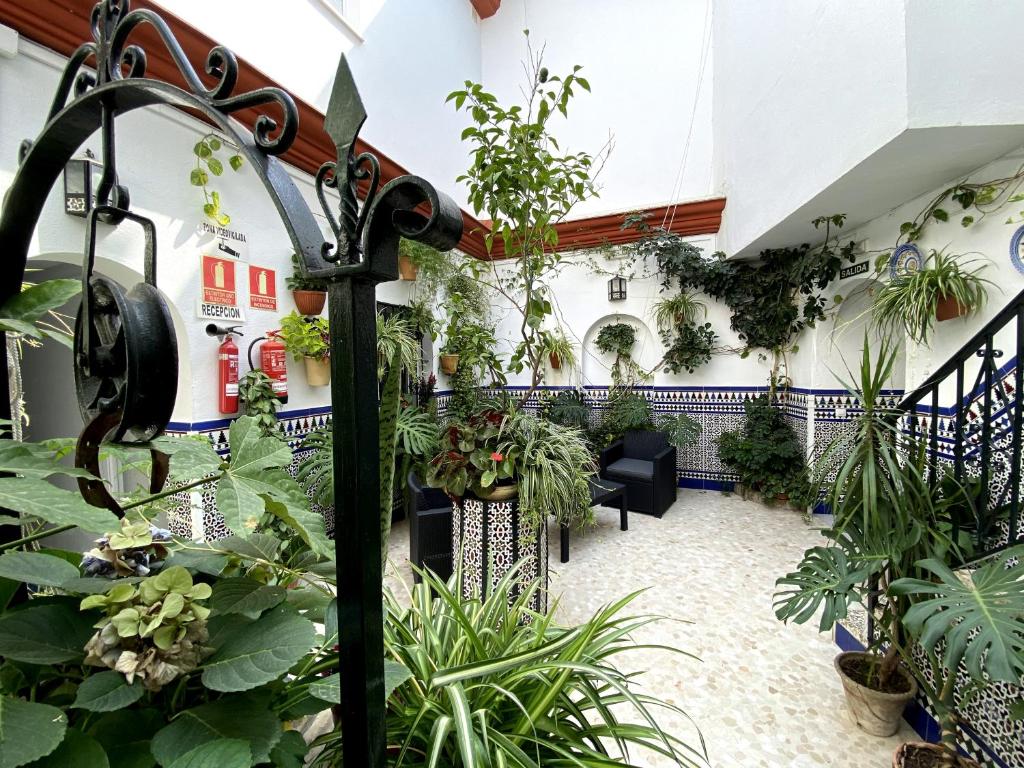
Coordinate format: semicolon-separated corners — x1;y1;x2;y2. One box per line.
155;0;482;214
480;0;715;219
712;0;909;256
0;38;413;430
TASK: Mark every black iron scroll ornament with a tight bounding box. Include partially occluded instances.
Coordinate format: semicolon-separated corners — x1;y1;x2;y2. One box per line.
0;2;463;766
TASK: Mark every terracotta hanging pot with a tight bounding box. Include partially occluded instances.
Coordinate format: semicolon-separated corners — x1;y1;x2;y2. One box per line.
292;290;326;316
549;352;561;370
303;356;331;387
439;353;459;375
399;255;418;281
892;742;980;768
936;294;967;322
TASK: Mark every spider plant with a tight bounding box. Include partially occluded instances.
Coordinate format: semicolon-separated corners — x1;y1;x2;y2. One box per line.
872;248;993;344
653;291;706;333
541;327;578;373
377;311;419;379
496;410;598;529
313;562;709;767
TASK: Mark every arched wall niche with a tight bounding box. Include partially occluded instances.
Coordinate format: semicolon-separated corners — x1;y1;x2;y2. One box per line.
581;313;659;387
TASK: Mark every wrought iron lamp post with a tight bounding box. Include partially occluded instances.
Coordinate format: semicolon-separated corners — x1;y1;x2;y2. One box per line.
0;2;462;765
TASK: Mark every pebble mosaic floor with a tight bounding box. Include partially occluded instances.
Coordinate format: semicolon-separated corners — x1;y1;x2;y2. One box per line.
386;490;916;767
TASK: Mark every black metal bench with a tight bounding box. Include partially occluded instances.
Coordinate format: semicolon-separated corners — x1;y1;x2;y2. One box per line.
559;478;628;563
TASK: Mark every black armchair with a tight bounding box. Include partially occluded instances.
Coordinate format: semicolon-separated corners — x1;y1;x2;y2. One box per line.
599;430;677;517
407;472;453;583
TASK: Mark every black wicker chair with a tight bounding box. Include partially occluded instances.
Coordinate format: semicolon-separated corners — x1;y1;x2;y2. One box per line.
599;430;677;517
407;472;453;583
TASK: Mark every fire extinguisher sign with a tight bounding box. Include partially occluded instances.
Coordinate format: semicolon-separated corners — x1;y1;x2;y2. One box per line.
201;255;237;306
248;265;277;311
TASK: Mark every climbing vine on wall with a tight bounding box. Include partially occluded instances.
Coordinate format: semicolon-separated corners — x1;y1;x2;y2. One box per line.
628;213;857;356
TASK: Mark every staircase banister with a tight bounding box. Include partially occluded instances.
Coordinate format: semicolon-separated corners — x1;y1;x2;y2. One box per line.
898;285;1024;410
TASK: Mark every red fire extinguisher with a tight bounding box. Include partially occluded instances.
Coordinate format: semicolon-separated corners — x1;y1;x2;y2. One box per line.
253;331;288;404
216;326;242;414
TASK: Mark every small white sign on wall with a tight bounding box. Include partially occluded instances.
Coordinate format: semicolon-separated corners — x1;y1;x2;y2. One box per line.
196;301;245;322
196;221;250;262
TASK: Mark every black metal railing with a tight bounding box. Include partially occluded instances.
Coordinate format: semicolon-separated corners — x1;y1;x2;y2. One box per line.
899;286;1024;559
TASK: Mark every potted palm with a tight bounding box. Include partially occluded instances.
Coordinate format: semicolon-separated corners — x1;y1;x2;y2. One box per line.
285;252;328;315
774;339;1024;766
278;310;330;386
872;249;992;344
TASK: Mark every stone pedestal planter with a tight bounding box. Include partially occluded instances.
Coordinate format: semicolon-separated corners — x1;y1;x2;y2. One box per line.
452;493;548;613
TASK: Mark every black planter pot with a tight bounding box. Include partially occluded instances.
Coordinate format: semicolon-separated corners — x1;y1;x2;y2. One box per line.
452;492;548;614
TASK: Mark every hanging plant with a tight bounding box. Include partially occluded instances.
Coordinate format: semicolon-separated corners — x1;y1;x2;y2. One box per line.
662;321;716;375
190;133;244;226
595;322;636;357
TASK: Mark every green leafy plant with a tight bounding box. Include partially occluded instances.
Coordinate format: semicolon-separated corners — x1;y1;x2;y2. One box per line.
542;388;592;431
448;33;610;403
0;278;80;349
872;248;993;344
285;251;328;292
588;388;655;448
278;311;330;360
311;562;707;767
662;320;716;375
653;291;705;331
595;322;648;385
238;369;280;436
718;395;807;500
541;327;578;373
656;411;703;450
427;408;506;499
296;427;333;508
190;133;244;226
0;416;337;767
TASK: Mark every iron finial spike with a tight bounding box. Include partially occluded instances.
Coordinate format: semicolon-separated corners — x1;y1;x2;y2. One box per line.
324;56;368;261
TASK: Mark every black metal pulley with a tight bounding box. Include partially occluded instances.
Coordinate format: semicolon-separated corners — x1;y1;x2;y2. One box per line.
74;205;178;445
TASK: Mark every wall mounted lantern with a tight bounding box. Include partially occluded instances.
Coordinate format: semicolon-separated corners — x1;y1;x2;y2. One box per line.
608;275;627;301
63;149;103;217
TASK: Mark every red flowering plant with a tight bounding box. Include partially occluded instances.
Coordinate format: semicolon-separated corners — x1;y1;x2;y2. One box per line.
427;408;520;497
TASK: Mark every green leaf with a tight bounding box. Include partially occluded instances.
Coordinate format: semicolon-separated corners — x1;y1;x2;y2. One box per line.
190;170;208;187
961;215;975;227
165;740;252;768
0;551;79;587
228;155;244;172
0;477;119;534
0;280;79;324
207;137;222;151
72;671;144;712
60;577;143;595
209;578;285;620
0;602;95;664
0;444;93;480
307;674;339;704
931;208;948;222
206;158;224;177
890;546;1024;683
0;696;67;768
150;695;281;766
266;731;306;768
85;709;161;768
202;606;316;692
23;729;108;768
260;489;333;560
150;437;222;483
193;142;212;159
773;546;875;632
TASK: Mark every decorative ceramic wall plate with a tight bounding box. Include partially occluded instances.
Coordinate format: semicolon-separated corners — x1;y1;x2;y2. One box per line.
1009;224;1024;275
889;242;923;278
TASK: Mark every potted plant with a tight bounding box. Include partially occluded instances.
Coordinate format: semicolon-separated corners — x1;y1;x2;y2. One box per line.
773;340;1024;766
717;395;807;502
428;407;595;608
542;327;577;372
399;237;447;283
238;368;281;436
872;248;992;344
279;310;331;386
286;252;328;315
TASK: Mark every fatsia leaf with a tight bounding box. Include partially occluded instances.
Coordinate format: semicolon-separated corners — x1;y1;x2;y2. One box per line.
773;546;875;632
0;551;79;587
0;478;118;534
150;695;281;766
0;696;67;768
201;606;316;692
150;436;222;483
165;739;252;768
226;417;293;477
890;547;1024;683
0;444;94;480
72;671;144;712
0;601;95;664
